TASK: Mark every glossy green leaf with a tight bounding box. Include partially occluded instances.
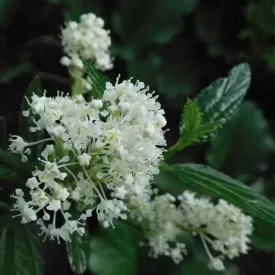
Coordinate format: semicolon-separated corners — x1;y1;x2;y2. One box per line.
0;217;43;275
194;63;251;142
157;163;275;225
88;221;138;275
180;99;202;146
66;230;89;274
207;101;274;180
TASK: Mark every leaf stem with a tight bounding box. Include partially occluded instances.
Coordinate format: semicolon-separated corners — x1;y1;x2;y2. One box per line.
164;137;186;159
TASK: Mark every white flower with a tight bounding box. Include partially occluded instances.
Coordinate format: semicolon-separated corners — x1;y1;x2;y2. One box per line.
9;135;31;162
54;185;70;201
90;99;103;109
31;189;49;207
208;258;225;271
26;177;40;189
132;190;253;269
77;153;91;166
60;13;113;94
10;76;167;243
96;199;128;228
11;189;37;223
47;199;62;211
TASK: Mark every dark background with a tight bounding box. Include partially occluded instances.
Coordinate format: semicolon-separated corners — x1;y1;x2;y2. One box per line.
0;0;274;274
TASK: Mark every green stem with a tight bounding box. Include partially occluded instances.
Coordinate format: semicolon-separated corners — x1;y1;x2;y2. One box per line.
164;137;186;159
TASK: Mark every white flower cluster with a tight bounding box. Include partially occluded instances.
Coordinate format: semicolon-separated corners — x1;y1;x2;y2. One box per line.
9;78;167;242
142;194;187;264
138;191;253;271
60;13;113;93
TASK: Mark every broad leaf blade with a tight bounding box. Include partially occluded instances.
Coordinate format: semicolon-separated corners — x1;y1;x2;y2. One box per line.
207;101;274;180
157;163;275;225
66;230;89;274
0;217;43;275
88;221;138;275
194;63;251;142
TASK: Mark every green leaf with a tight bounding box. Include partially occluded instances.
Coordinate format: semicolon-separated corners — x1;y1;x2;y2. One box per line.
0;164;19;181
194;63;251;142
19;76;43;142
179;99;219;148
0;150;34;175
63;0;102;21
0;217;43;275
207;101;274;180
113;0;197;50
88;221;138;275
0;63;32;84
251;219;275;252
179;99;202;147
66;230;89;274
83;60;107;100
156;163;275;225
165;100;218;158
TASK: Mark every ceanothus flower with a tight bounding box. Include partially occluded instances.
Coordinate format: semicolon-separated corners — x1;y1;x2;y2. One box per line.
135;190;253;271
9;77;166;243
60;13;113;94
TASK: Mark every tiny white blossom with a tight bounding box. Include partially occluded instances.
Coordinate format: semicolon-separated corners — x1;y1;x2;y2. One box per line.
26;177;40;189
77;153;91;166
208;258;225;271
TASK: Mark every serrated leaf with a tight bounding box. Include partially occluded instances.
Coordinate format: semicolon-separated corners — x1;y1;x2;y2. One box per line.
66;230;89;274
88;221;138;275
194;63;251;142
179;99;219;148
207;101;274;180
156;163;275;225
178;99;202;149
196;121;218;137
83;60;107;100
0;217;43;275
19;76;43;141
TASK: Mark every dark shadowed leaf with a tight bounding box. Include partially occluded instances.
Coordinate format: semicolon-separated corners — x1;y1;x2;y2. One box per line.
156;163;275;225
66;230;89;274
207;101;274;180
